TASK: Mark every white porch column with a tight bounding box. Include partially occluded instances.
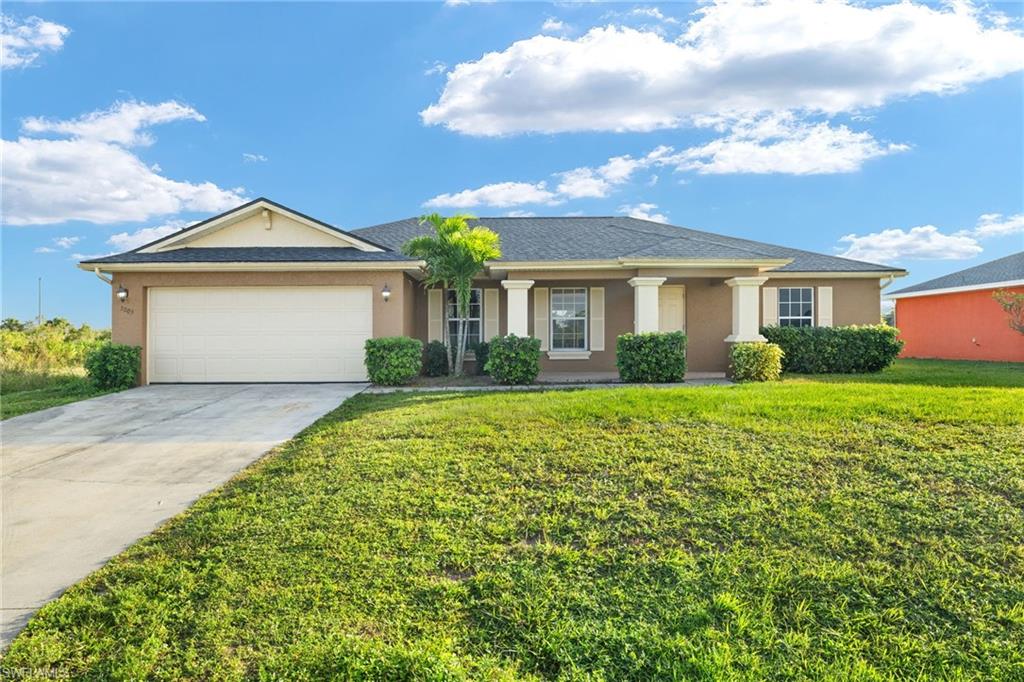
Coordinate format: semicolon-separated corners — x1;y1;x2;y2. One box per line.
501;279;534;337
627;277;666;333
724;276;769;343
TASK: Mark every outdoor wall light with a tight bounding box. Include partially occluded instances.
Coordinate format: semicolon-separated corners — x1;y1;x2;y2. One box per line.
116;285;129;302
381;283;391;303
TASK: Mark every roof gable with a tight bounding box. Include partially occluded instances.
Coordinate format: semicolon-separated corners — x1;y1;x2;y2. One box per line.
137;198;386;253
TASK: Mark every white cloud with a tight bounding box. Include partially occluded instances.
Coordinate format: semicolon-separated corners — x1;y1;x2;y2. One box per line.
556;167;611;199
422;2;1024;136
423;116;902;209
627;7;679;25
242;152;268;163
444;0;470;5
662;115;908;175
423;181;559;209
53;236;80;248
1;15;69;69
34;246;56;254
2;101;245;225
424;61;447;76
969;213;1024;238
541;18;567;33
107;220;189;252
23;100;204;146
70;251;113;261
504;210;536;217
619;202;667;223
838;225;982;262
837;211;1024;262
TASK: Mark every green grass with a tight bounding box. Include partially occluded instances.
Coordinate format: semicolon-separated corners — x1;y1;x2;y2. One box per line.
1;369;111;420
5;360;1024;679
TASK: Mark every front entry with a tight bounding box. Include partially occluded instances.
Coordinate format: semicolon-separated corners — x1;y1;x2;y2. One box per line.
658;285;686;332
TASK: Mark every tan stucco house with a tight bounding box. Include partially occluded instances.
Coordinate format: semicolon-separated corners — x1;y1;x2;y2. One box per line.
78;198;906;383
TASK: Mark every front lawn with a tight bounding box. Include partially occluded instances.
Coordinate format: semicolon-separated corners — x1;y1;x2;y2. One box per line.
6;361;1024;679
1;369;111;420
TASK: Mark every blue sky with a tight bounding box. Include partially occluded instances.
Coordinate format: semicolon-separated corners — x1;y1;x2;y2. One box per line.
2;1;1022;327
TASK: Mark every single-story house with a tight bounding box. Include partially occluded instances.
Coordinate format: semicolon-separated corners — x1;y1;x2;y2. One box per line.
887;251;1024;362
79;198;906;383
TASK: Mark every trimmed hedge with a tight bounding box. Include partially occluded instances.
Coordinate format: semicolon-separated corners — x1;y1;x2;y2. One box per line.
365;337;423;385
760;324;903;374
729;342;784;382
616;332;687;383
485;334;541;385
422;341;449;377
84;343;141;389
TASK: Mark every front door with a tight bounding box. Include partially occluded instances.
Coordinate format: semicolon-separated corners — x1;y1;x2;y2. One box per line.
658;285;686;333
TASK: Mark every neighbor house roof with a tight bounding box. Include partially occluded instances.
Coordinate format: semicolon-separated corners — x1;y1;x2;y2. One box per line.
353;216;903;273
888;251;1024;298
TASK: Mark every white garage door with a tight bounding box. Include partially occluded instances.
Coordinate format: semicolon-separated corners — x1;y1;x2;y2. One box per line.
148;286;372;382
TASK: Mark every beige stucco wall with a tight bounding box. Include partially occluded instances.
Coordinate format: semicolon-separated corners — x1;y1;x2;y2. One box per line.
109;270;411;384
169;212;350;248
760;278;882;327
109;268;884;383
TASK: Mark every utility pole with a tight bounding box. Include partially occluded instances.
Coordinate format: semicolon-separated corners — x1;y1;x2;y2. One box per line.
37;277;43;326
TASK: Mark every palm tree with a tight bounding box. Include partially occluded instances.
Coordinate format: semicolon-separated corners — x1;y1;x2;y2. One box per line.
403;214;501;376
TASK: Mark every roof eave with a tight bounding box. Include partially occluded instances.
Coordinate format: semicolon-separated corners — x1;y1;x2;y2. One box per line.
77;260;423;272
488;257;793;271
768;269;908;279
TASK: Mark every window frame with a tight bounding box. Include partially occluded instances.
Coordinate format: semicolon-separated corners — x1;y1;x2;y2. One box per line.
778;287;815;327
549;287;588;351
445;288;483;348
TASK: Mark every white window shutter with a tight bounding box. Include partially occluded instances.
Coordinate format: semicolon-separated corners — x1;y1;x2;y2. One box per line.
762;287;778;327
484;288;499;341
818;286;833;327
590;287;605;351
427;289;443;342
534;287;549;351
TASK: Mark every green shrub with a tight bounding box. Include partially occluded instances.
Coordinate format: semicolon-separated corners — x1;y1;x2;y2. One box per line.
485;334;541;385
84;343;141;389
729;342;784;382
761;324;903;374
422;340;449;377
616;332;687;383
365;337;423;386
471;340;490;376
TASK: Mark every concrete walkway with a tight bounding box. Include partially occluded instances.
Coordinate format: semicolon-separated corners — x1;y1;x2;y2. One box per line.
0;383;365;647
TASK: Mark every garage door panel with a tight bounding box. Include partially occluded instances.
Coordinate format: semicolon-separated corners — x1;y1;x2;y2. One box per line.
148;286;372;382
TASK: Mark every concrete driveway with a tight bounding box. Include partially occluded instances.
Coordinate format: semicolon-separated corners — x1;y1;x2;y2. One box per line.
1;382;365;647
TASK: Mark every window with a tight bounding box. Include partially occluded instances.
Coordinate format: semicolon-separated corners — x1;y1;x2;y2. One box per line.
446;288;482;346
550;288;587;350
778;287;814;327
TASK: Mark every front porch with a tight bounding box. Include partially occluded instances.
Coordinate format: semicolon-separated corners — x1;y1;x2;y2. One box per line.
420;268;774;374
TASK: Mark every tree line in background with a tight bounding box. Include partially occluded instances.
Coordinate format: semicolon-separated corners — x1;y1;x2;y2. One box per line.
1;317;110;374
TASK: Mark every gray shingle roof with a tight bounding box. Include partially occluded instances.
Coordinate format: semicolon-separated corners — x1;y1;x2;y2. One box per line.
888;251;1024;296
82;202;902;274
80;247;414;264
353;216;903;273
